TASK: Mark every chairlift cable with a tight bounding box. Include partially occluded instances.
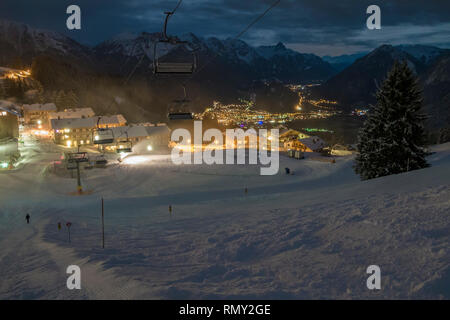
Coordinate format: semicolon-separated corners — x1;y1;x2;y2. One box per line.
171;0;183;15
99;43;147;113
124;52;146;84
120;39;139;73
181;0;281;87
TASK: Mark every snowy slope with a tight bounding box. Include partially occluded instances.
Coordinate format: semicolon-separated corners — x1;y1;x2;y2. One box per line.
0;136;449;299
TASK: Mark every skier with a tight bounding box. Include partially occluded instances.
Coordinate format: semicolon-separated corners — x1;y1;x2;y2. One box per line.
25;214;30;224
285;167;290;175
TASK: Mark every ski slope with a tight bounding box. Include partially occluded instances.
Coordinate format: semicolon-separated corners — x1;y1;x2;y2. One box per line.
0;138;449;299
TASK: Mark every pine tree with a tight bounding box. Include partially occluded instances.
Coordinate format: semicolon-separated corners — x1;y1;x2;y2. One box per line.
65;90;79;108
55;90;67;109
34;81;46;104
354;61;429;180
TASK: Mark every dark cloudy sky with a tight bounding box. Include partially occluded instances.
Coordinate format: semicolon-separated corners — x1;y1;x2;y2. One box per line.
0;0;449;56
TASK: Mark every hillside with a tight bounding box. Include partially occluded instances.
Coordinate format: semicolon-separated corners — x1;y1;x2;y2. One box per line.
422;53;450;128
0;20;94;68
322;52;368;72
0;134;449;299
314;45;426;107
313;45;450;129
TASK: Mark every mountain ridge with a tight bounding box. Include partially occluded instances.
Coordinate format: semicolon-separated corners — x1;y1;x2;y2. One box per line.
313;44;450;129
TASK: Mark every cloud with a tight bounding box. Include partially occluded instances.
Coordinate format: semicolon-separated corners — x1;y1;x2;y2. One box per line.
0;0;448;55
350;23;450;48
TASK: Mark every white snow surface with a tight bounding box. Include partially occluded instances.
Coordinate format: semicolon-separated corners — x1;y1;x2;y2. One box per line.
0;137;449;299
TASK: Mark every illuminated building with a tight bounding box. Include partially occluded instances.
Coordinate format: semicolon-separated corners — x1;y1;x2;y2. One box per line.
50;108;95;120
51;115;127;147
22;103;57;131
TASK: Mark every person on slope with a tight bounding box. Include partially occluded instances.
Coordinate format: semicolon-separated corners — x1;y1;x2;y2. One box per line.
25;214;30;224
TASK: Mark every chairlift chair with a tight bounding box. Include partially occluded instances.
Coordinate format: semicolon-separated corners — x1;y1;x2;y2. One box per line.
93;128;114;145
167;85;194;120
66;161;77;170
94;155;108;168
168;112;193;120
93;117;114;145
115;131;133;154
65;152;88;170
153;11;197;75
116;141;133;154
67;152;89;163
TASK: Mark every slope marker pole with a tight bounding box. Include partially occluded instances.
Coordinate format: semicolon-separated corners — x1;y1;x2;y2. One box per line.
102;197;105;249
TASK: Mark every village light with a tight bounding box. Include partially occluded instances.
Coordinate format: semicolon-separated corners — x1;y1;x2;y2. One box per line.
66;140;72;147
147;145;153;151
1;162;8;169
37;120;42;125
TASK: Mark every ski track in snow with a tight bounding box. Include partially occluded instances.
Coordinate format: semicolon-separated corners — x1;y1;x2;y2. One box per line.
0;138;449;299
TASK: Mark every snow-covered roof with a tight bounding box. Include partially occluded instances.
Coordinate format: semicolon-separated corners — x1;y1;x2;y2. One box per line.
111;126;149;139
98;114;126;125
0;100;21;117
50;108;95;119
299;136;327;151
279;128;306;137
146;125;170;136
23;103;57;112
51;117;96;130
51;115;127;130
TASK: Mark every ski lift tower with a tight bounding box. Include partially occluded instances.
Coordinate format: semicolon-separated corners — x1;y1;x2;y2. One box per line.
66;151;88;194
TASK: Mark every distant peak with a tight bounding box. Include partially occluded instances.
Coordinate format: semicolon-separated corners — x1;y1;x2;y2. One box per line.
112;32;138;41
377;44;395;51
275;42;286;49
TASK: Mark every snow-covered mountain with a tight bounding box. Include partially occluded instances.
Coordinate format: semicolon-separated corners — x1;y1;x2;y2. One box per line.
0;20;93;67
313;44;450;129
94;33;336;82
322;45;449;72
256;42;336;81
314;45;427;107
0;19;335;83
395;45;450;65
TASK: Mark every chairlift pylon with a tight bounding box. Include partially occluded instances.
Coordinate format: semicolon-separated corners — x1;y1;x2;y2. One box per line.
65;152;89;170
